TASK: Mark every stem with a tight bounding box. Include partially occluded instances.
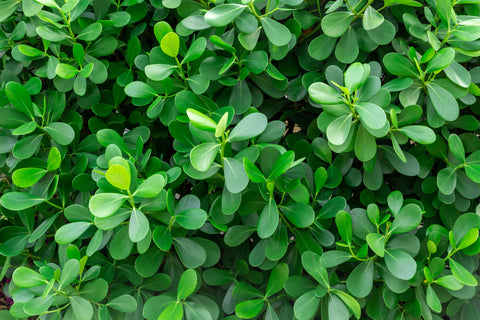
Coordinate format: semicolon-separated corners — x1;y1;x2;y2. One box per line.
45;200;63;210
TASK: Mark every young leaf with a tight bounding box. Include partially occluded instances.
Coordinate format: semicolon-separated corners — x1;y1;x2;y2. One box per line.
257;198;279;239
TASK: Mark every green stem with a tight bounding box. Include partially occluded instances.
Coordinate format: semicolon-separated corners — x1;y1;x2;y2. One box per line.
45;200;63;210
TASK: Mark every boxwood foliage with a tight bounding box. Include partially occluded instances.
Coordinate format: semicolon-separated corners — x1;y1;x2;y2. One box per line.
0;0;480;319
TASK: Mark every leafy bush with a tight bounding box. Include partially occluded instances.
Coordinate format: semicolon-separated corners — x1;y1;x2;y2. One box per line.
1;0;480;319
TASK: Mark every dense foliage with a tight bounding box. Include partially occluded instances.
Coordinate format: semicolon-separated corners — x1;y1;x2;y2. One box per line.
0;0;480;319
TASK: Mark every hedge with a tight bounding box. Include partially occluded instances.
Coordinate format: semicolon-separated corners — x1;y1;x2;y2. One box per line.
0;0;480;319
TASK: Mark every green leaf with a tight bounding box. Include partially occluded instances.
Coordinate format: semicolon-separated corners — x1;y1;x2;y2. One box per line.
449;259;478;286
426;285;442;313
437;166;457;195
399;126;436;144
327;114;353;145
59;259;79;289
363;6;384;30
345;62;368;92
448;134;465;163
235;299;265;319
355;125;377;162
204;4;246;27
134;174;165;198
177;269;197;300
12;168;47;188
55;222;91;244
332;290;361;319
293;290;320;320
160;32;179;57
107;294;137;313
228;113;268;142
261;17;291;46
12;267;46;287
129;209;149;242
47;147;61;171
269;151;295;180
0;192;44;211
77;22;102;41
173;237;207;268
175;208;207;230
125;81;157;98
186;108;217;132
89;193;128;218
183;37;207;64
427;82;459;121
366;233;385;257
355;102;386;130
190;143;221;172
328;294;350;320
265;263;288;297
43;122;75;145
335;27;358;64
145;64;177;81
55;63;79;79
70;296;93;320
321;12;354;38
390;203;422;234
5;82;34;119
385;249;417;280
158;301;183;320
243;158;266;183
346;261;374;298
257;198;279;239
106;164;131;190
223;157;249;193
281;203;314;228
308;82;343;104
457;228;479;250
435;275;463;290
13;134;43;159
383;53;419;78
437;0;452;25
36;25;69;42
301;251;330;288
426;47;455;73
319;250;352;268
335;210;352;244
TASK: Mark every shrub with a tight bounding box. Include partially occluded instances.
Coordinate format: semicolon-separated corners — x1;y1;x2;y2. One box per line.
1;0;480;319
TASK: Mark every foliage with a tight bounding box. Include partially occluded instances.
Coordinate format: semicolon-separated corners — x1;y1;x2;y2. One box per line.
0;0;480;319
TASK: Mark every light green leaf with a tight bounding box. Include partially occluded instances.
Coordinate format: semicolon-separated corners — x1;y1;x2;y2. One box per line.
145;64;177;81
427;82;459;121
363;6;384;30
0;192;44;211
321;12;354;38
177;269;197;300
12;168;47;188
160;32;179;57
175;208;207;230
223;157;249;193
12;267;46;287
385;249;417;280
327;114;353;145
437;166;457;195
190;143;220;172
129;209;149;242
228;113;268;142
355;102;386;130
70;296;93;320
450;259;478;286
106;164;131;190
390;203;422;234
261;17;291;46
125;81;157;98
308;82;343;104
399;126;436;144
257;198;279;239
346;261;374;298
204;4;246;27
366;233;385;257
43;122;75;145
55;222;91;244
89;193;128;218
